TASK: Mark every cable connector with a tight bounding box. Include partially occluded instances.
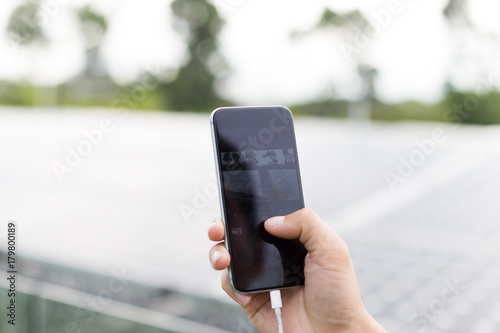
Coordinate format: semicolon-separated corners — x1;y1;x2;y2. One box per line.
270;290;283;333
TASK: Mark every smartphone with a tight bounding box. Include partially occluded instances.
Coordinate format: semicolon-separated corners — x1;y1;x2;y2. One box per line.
210;106;307;293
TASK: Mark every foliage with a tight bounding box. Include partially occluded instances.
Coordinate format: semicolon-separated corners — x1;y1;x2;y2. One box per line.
77;5;108;50
443;0;471;26
1;79;499;125
441;90;500;125
291;100;349;118
6;1;45;46
318;9;367;29
162;0;230;112
77;5;107;31
0;81;36;105
2;0;498;124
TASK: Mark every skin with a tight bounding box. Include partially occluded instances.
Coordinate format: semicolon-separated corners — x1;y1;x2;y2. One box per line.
208;208;387;333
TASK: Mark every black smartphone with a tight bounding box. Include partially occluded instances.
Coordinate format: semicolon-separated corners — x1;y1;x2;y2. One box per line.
210;106;307;293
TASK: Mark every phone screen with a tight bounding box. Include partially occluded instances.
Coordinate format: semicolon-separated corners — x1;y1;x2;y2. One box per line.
211;106;307;293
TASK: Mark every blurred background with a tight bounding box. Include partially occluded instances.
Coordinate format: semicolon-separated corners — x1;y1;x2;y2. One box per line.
0;0;499;332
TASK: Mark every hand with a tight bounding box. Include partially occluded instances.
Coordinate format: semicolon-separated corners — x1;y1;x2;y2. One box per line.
208;208;387;333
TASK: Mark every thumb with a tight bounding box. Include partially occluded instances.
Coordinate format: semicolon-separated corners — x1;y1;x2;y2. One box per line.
264;208;344;253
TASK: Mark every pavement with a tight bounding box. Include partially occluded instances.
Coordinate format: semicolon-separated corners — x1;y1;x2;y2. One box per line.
1;106;500;332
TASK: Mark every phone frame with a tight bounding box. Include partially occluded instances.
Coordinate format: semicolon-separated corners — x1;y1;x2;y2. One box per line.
210;105;306;293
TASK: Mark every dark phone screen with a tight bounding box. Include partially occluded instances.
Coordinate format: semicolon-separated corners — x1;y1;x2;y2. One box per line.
212;106;307;292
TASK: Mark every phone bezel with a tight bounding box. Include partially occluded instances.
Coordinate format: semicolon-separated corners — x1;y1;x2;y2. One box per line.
210;105;306;293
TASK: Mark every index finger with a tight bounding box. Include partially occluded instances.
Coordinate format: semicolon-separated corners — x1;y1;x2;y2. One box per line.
208;216;225;242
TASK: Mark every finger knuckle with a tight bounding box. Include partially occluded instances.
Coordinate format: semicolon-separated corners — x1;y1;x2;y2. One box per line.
299;207;315;217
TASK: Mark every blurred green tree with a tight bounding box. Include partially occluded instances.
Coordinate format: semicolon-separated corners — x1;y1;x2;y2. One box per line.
442;90;500;125
319;9;378;121
442;0;474;89
6;1;45;46
443;0;471;27
442;0;499;124
76;5;108;77
5;1;53;105
295;9;377;120
58;5;115;106
4;2;113;106
163;0;229;111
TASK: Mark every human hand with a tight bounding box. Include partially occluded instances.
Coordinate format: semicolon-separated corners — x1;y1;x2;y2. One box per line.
208;208;387;333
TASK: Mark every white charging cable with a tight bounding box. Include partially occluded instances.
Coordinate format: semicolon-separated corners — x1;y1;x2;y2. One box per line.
270;290;284;333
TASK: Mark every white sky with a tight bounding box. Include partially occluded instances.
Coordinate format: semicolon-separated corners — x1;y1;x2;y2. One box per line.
0;0;499;105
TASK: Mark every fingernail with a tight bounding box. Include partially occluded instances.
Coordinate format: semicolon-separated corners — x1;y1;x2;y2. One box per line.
211;251;222;267
235;292;251;305
265;216;285;227
208;221;216;234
